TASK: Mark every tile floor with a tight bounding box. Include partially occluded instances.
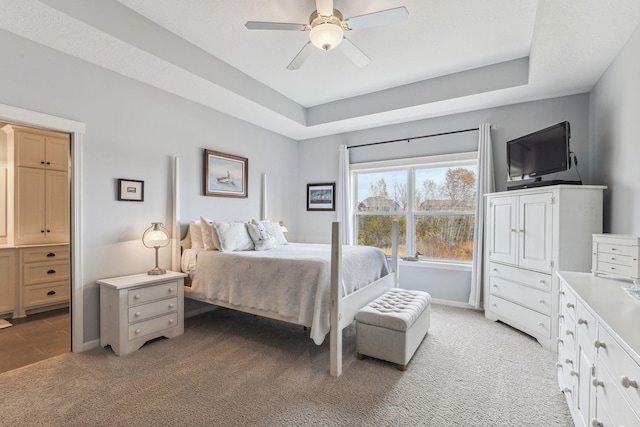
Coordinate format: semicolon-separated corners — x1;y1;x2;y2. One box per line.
0;308;70;374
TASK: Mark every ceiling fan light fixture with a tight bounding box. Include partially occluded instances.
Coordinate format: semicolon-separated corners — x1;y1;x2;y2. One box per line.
309;23;344;51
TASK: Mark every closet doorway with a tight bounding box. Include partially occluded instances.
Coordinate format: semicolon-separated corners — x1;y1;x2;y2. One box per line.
0;121;72;373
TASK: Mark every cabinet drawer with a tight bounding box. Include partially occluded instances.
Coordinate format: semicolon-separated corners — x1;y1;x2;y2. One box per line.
23;281;69;308
596;260;635;278
23;259;70;286
597;324;640;415
128;313;178;340
488;262;551;291
489;277;551;315
489;295;551;338
595;363;640;427
598;243;635;257
128;297;178;323
21;246;69;263
128;281;179;306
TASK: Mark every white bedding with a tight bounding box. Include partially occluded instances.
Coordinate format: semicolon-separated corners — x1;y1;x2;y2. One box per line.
183;243;390;344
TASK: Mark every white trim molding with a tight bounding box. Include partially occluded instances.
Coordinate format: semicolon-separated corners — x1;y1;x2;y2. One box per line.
0;102;85;353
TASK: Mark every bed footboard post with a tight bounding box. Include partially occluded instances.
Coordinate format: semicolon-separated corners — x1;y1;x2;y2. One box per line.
392;220;399;287
330;221;343;377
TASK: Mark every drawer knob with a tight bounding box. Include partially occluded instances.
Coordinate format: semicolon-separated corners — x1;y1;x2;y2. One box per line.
134;294;141;300
47;269;56;275
559;291;565;296
135;312;141;317
538;299;545;304
558;314;564;320
556;362;563;368
570;370;579;377
565;358;573;365
562;387;571;394
566;302;575;309
47;290;56;296
169;288;175;293
538;279;546;284
621;376;638;389
135;329;141;334
492;284;498;288
537;322;544;327
492;268;498;272
168;304;174;309
577;318;588;325
592;378;604;388
565;330;574;336
169;319;174;324
594;340;606;349
591;419;603;427
46;253;56;257
510;229;517;232
557;338;564;345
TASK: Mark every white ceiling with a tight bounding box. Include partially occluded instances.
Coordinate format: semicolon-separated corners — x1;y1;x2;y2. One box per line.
2;0;640;140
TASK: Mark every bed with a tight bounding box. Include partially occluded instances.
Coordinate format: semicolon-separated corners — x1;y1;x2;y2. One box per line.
170;158;399;376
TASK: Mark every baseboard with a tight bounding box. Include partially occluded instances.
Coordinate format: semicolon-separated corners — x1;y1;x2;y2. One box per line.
81;339;100;352
430;298;476;310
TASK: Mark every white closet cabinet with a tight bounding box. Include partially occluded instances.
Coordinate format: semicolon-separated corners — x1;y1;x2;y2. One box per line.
485;185;605;350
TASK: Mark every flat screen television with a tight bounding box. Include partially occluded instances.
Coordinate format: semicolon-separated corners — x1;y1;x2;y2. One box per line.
507;121;572;181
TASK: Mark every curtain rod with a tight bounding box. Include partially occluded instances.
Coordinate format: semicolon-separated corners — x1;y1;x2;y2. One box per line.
346;127;480;150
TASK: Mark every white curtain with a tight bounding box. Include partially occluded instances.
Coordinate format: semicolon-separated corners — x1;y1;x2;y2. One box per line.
337;144;352;245
469;123;495;309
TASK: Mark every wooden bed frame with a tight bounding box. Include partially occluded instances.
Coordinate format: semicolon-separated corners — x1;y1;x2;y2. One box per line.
170;157;399;376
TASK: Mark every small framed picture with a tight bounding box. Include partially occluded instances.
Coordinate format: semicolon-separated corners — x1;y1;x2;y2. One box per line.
307;183;335;211
204;149;248;198
117;179;144;202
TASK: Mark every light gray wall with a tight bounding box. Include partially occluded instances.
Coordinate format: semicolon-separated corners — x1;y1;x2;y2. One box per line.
589;24;640;235
297;94;591;303
0;30;298;343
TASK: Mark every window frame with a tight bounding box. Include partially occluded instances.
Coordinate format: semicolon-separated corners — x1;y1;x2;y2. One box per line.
351;151;478;266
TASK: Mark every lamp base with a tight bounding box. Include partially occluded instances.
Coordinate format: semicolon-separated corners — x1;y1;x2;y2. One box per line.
147;267;167;275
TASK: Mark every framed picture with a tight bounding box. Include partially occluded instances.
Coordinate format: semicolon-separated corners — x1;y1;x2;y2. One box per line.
117;179;144;202
307;183;335;211
204;149;248;198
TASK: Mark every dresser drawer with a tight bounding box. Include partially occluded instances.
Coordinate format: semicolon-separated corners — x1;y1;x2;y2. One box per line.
21;245;69;263
575;301;597;343
598;242;635;257
597;324;640;415
488;262;551;291
594;394;615;427
23;259;70;286
596;260;635;278
598;252;633;267
128;297;178;323
23;281;69;308
128;281;179;306
489;295;551;338
128;313;178;340
489;277;551;315
595;363;640;427
559;285;578;321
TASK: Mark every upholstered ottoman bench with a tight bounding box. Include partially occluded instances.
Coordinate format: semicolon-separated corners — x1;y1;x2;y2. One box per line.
356;288;431;371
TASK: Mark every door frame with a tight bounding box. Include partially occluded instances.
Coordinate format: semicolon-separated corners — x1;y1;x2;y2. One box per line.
0;102;85;353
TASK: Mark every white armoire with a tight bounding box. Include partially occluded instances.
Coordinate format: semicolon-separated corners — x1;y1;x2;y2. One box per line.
484;185;605;350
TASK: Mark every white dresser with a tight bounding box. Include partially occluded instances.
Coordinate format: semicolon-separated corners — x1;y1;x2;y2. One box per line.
484;185;605;350
98;271;186;356
557;271;640;427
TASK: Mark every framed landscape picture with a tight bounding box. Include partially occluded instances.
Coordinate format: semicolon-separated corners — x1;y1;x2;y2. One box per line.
204;149;248;198
307;182;335;211
117;179;144;201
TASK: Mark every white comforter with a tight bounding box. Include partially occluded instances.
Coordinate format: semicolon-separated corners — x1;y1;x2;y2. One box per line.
184;243;390;344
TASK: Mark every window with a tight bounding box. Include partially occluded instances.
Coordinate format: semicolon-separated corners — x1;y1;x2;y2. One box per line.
352;152;477;263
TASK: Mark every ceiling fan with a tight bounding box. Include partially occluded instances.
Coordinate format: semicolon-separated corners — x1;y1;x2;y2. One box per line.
245;0;409;70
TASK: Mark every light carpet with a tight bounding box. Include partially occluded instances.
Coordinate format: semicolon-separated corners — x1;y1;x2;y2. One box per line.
0;305;573;426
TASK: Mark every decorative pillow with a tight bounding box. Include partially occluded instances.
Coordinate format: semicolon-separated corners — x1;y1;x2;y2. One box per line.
212;221;254;252
199;216;221;251
247;219;276;251
189;220;204;249
262;221;288;245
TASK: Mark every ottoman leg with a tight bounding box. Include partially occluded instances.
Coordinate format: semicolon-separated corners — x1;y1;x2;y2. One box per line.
397;364;407;372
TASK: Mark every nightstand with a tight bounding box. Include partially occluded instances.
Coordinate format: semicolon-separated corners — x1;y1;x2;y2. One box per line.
98;271;186;355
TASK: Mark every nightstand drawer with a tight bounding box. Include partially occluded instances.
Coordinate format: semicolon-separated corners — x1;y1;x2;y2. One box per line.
128;313;178;340
23;281;69;308
21;245;69;263
128;281;179;306
128;297;178;322
23;259;70;286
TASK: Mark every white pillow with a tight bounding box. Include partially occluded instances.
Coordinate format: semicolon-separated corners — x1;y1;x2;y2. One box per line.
247;219;276;251
199;216;221;251
262;221;288;245
212;221;254;252
189;220;204;249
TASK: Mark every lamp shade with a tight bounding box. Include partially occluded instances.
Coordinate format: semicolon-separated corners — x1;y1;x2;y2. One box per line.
309;23;343;51
142;223;170;248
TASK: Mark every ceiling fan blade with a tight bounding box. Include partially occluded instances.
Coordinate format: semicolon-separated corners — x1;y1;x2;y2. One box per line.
245;21;308;31
287;42;314;70
344;7;409;30
340;37;371;68
315;0;334;17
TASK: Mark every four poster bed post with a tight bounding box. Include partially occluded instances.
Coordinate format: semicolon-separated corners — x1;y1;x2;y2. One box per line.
171;157;399;377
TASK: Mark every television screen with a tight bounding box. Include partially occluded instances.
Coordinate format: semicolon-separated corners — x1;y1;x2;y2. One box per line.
507;121;571;180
